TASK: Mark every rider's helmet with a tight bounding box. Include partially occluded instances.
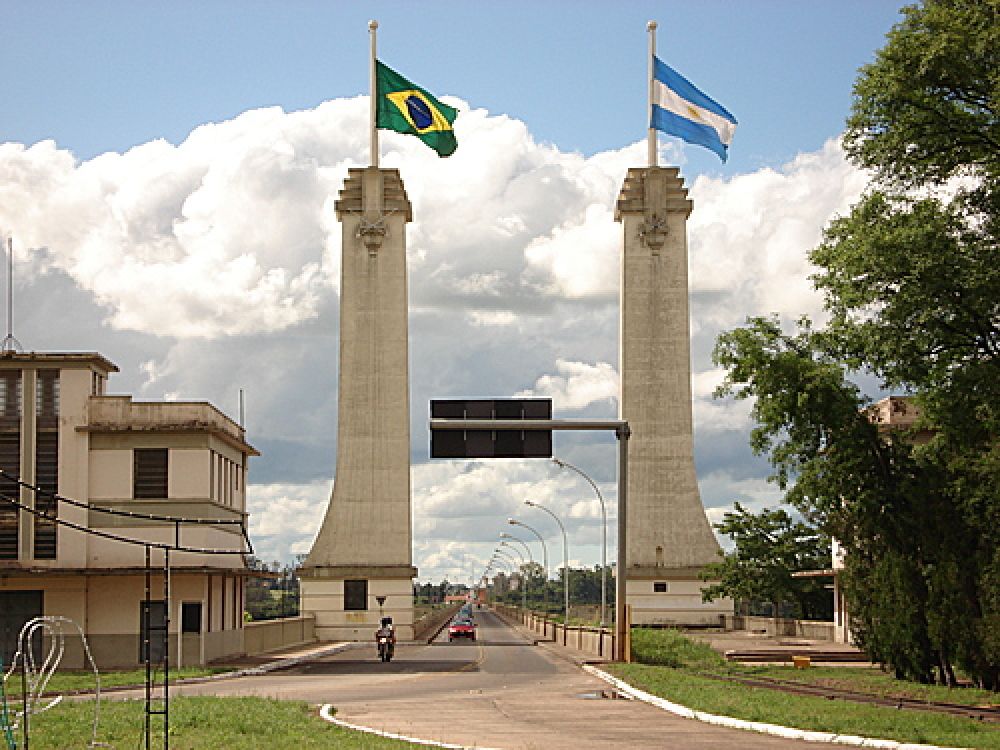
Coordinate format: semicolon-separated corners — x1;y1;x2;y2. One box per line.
381;616;393;628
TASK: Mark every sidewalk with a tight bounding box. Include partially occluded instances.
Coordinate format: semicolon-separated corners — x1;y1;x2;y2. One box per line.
207;639;358;672
493;608;869;666
687;630;870;664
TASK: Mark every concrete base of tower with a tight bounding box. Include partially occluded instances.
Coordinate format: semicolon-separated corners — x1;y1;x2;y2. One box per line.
299;570;416;642
625;567;733;626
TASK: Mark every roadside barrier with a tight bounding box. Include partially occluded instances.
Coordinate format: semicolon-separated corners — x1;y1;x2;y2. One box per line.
493;605;616;659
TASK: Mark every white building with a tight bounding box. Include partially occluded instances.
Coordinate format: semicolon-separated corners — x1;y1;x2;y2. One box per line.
0;351;257;668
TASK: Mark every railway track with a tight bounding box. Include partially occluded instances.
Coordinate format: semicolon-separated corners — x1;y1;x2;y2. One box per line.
696;671;1000;724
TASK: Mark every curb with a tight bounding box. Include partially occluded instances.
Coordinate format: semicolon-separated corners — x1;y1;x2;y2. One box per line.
582;665;968;750
319;703;502;750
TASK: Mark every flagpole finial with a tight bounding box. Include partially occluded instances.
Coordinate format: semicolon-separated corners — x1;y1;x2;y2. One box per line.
369;19;378;31
647;20;657;32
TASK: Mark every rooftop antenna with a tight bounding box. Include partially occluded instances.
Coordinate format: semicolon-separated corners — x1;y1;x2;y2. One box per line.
1;236;22;353
239;388;245;429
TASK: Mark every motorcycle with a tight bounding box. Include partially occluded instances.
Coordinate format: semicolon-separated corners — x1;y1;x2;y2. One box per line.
377;633;394;662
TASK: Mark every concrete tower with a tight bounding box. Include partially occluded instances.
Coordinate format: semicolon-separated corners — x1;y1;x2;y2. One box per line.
299;167;417;641
615;166;732;625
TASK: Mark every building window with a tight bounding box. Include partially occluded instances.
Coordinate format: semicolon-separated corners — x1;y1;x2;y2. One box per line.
0;371;22;420
33;371;59;559
134;449;168;499
35;371;59;422
0;371;21;560
653;581;668;593
181;602;202;634
344;579;368;611
33;431;58;559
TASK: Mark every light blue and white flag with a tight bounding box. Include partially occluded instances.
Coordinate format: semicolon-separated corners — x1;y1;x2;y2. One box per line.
651;56;737;162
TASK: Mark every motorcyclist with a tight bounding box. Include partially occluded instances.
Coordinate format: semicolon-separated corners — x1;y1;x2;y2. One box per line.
375;616;395;659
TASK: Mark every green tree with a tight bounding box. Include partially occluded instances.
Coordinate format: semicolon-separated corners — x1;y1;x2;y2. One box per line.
713;317;961;684
701;503;832;621
714;0;999;689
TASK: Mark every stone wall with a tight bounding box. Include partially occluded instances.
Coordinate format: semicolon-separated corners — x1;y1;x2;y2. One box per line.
723;615;835;640
494;605;617;660
243;614;316;655
412;603;462;642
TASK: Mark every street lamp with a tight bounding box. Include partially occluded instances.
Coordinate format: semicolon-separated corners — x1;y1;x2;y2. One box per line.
499;540;525;565
498;542;528;610
508;518;548;581
501;532;537;611
508;518;549;612
553;457;608;627
493;549;521;581
493;548;519;569
490;553;518;603
525;500;570;625
499;532;533;564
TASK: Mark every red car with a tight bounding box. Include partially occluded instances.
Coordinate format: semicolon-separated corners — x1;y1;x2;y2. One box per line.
448;619;476;641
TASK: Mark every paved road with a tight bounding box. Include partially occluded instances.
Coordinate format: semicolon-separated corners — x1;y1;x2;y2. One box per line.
156;609;819;749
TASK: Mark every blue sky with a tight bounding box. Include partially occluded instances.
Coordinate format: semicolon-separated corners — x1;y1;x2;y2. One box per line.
6;1;901;173
1;2;906;580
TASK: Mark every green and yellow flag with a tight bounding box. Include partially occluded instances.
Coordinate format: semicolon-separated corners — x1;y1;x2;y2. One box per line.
376;60;458;157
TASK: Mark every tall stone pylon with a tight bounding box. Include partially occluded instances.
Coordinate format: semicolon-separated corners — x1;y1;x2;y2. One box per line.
299;167;417;641
615;166;732;625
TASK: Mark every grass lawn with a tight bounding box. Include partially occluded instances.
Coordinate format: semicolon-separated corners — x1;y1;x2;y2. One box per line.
10;696;418;749
735;663;1000;708
611;628;1000;749
4;666;233;696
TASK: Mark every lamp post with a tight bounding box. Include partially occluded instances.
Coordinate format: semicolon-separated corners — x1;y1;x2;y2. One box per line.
525;500;570;624
493;549;520;581
499;532;533;564
500;532;535;608
508;519;548;576
508;518;549;612
553;457;608;628
498;542;528;610
491;553;517;603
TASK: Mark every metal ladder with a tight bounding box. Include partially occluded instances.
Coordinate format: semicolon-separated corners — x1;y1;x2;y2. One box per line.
142;546;170;750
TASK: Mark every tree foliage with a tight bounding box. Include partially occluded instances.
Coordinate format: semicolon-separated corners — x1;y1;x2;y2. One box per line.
700;503;833;620
842;0;1000;186
714;0;999;689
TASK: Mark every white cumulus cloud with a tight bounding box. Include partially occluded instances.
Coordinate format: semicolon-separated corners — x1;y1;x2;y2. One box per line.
1;95;869;580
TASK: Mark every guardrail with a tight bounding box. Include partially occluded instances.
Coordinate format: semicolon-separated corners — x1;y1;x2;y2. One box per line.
413;603;463;642
244;614;316;655
493;605;616;659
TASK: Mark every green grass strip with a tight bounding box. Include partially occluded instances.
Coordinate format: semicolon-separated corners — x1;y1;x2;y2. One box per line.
609;664;1000;750
728;664;1000;708
23;696;419;749
5;666;232;696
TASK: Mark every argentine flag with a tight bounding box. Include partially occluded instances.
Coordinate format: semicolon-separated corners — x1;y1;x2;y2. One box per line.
651;56;737;162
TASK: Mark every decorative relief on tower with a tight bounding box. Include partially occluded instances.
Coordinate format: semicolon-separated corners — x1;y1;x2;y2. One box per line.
354;209;399;256
638;213;668;254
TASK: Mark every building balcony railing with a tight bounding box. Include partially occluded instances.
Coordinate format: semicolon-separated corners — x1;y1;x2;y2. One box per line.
84;396;257;454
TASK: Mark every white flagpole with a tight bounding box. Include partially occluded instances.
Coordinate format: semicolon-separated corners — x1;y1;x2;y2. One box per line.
647;20;657;167
369;19;379;168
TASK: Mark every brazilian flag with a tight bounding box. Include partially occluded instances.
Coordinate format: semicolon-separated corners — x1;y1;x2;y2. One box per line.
376;60;458;157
